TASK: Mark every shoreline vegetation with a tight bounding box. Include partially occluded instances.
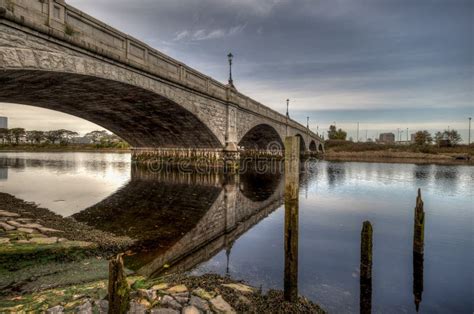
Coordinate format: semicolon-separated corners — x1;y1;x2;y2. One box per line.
324;141;473;165
0;192;325;313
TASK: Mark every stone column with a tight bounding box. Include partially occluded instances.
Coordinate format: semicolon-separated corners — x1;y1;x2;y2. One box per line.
284;136;300;302
224;104;238;152
223;104;240;172
360;221;373;314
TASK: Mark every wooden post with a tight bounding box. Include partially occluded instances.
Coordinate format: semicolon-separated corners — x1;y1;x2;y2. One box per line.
284;136;300;302
413;188;425;312
360;221;373;314
108;254;130;314
413;189;425;255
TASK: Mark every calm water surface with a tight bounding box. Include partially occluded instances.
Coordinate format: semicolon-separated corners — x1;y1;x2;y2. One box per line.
0;152;472;313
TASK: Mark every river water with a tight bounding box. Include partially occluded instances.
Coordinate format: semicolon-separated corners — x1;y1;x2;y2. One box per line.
0;152;472;313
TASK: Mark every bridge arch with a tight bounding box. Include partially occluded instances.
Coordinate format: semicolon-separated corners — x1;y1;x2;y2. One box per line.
0;69;223;148
238;124;284;151
309;140;317;152
318;143;324;152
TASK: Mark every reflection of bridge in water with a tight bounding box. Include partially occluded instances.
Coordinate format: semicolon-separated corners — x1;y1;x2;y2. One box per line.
73;165;284;277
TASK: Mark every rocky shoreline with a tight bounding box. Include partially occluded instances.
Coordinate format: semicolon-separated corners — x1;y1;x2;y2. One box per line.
1;273;325;313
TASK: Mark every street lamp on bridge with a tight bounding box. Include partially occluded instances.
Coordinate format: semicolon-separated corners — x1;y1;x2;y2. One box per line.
286;99;290;119
227;53;235;89
469;117;472;145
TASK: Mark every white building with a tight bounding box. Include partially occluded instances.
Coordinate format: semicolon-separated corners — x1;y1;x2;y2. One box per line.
0;116;7;129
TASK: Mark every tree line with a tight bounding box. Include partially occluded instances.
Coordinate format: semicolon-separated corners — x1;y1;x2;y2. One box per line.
327;125;464;146
0;128;128;148
412;130;462;146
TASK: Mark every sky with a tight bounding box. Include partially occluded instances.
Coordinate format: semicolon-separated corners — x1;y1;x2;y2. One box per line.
1;0;472;141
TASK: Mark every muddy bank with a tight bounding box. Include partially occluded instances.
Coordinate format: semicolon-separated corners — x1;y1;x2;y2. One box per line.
0;192;133;252
0;193;134;296
325;150;473;165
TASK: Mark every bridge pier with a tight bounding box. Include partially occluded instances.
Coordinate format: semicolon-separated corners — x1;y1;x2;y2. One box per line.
131;147;241;171
131;146;323;171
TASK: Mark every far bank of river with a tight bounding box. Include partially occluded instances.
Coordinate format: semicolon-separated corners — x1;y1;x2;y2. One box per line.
0;145;130;153
1;146;472;166
324;150;472;165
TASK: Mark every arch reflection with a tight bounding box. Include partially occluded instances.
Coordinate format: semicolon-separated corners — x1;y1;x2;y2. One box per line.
73;166;284;276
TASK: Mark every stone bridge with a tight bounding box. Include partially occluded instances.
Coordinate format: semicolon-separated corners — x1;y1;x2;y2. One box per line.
72;166;284;276
0;0;324;165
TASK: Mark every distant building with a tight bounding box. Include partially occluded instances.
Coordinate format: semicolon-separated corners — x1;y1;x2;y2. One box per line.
378;133;395;144
0;116;7;129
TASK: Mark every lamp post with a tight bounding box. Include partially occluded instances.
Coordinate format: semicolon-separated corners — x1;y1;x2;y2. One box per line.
307;117;309;129
286;99;290;118
227;53;235;88
469;117;472;145
357;122;360;142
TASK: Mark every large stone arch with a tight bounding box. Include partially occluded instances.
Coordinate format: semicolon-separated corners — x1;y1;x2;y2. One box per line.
238;123;284;151
0;70;223;148
0;25;227;148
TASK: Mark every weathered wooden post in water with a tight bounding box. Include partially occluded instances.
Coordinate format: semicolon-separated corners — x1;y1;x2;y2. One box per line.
284;136;300;302
413;189;425;312
360;221;373;314
108;254;130;314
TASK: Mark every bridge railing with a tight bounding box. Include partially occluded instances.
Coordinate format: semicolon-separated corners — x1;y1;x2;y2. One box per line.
0;0;321;141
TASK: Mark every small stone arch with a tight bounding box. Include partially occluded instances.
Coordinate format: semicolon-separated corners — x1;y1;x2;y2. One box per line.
238;124;284;151
309;140;317;152
318;144;324;152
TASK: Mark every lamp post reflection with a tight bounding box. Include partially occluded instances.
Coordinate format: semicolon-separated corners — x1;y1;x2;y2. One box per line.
284;136;300;302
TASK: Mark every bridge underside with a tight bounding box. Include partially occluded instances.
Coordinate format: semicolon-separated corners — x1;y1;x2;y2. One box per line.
239;124;284;151
0;70;222;148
